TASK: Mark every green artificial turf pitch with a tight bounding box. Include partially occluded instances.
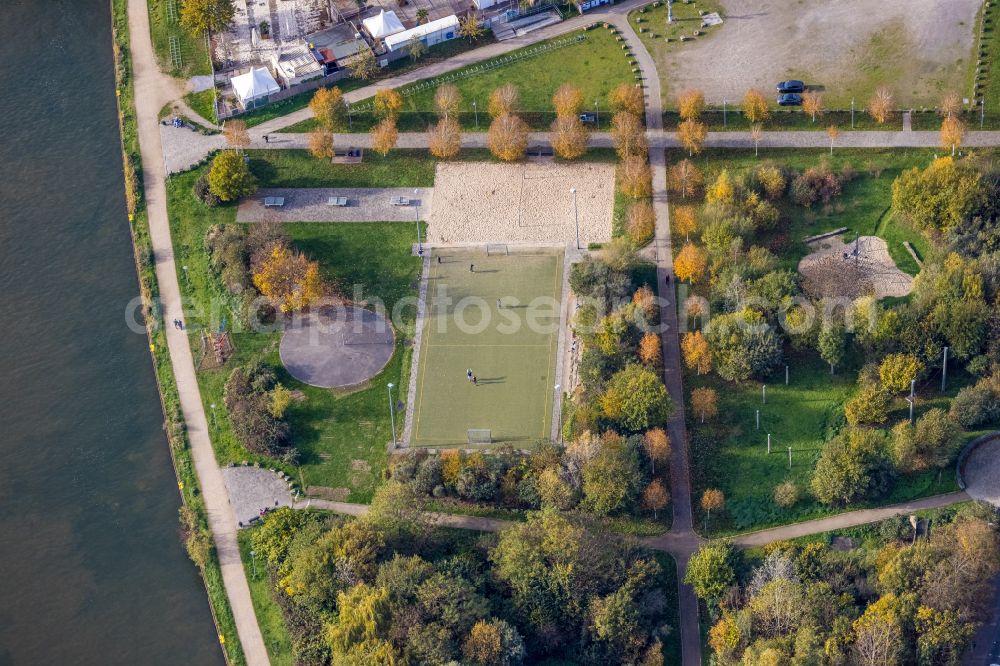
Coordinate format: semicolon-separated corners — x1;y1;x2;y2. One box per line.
411;249;564;447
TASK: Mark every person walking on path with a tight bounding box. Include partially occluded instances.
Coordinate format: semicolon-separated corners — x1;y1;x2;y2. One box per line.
496;298;501;309
437;256;442;264
470;263;475;273
263;134;269;144
467;368;473;382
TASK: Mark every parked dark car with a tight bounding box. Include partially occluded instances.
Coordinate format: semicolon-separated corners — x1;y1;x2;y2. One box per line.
777;93;803;106
776;80;805;93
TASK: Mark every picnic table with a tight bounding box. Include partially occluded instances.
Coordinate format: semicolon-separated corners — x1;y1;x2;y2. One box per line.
263;196;285;207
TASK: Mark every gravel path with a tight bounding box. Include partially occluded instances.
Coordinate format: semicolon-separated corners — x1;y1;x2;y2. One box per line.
236;188;433;223
222;467;295;526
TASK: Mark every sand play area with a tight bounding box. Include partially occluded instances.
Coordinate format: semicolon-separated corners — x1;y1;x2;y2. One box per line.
799;235;914;299
427;162;615;245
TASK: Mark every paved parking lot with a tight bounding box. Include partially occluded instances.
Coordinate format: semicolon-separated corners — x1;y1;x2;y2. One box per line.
236;187;433;222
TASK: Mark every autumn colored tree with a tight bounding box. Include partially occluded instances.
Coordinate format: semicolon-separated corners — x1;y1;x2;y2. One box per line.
207;149;257;202
867;86;895;124
223;119;249;150
940;114;965;154
618;156;652;197
308;129;335;159
639;332;662;367
609;82;645;115
626;201;655;243
252;245;323;313
642;428;671;474
681;331;712;373
180;0;235;34
553;83;585;118
348;45;378;80
309;86;348;131
370;118;398;156
827;124;840;155
879;353;924;392
773;480;799;508
429;117;462;159
706;169;736;204
678;89;705;121
487;113;528;161
488;83;520;118
742;88;770;123
462;620;502;664
684;296;707;329
642;479;670;519
674;241;707;283
939;90;962;118
407;35;427;62
690;387;718;423
373;88;403;122
701;488;725;526
458;12;485;41
611;111;647;158
673;205;697;240
750;123;763;157
551;115;589;160
667;159;703;199
678;118;707;156
633;285;658;320
802;91;823;122
434;83;461;118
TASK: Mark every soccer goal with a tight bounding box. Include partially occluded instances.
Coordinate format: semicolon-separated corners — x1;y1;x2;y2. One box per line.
486;244;509;256
467;429;493;445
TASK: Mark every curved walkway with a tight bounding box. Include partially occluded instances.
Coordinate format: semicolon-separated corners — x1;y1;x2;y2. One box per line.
960;434;1000;506
125;0;270;663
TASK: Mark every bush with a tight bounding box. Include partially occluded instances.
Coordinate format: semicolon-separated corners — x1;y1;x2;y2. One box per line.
773;481;800;508
193;172;220;207
891;408;963;473
811;428;894;505
950;381;1000;427
845;383;892;426
223;361;292;457
790;164;842;208
413;455;444;495
754;163;786;200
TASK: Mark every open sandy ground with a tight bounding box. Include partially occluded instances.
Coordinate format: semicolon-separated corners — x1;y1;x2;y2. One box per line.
799;235;913;299
427;161;615;245
658;0;980;106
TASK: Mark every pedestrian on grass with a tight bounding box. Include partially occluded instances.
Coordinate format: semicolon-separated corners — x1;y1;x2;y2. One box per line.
437;256;441;264
470;263;474;273
472;376;478;386
467;368;473;381
496;298;501;309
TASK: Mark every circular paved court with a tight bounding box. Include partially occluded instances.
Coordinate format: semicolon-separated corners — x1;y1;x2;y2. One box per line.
961;434;1000;507
279;306;395;389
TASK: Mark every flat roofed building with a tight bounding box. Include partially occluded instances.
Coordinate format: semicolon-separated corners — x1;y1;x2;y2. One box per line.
271;40;324;87
384;14;459;53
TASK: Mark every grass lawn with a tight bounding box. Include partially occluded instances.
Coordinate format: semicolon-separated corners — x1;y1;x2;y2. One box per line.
665;109;906;132
246;149;437;188
669;148;939;275
285;26;636;133
166;152;428;499
411;249;563;447
184;89;217;124
147;0;211;77
238;531;294;666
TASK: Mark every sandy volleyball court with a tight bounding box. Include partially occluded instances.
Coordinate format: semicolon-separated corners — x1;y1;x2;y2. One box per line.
427;161;615;245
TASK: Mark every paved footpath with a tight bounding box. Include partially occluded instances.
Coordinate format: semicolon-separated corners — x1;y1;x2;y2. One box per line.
126;0;270;663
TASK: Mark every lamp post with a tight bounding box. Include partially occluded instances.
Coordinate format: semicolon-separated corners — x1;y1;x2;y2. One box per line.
209;403;216;430
387;383;397;446
594;100;600;130
182;264;189;285
414;188;423;255
570;187;580;250
667;0;674;23
851;97;855;129
941;346;949;391
249;550;257;578
722;98;727;127
472;100;478;129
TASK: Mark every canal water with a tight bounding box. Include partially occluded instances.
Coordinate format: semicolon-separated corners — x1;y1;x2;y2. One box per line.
0;1;224;663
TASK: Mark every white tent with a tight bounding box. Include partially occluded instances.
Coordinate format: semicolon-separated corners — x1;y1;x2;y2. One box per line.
231;67;281;109
363;10;405;39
